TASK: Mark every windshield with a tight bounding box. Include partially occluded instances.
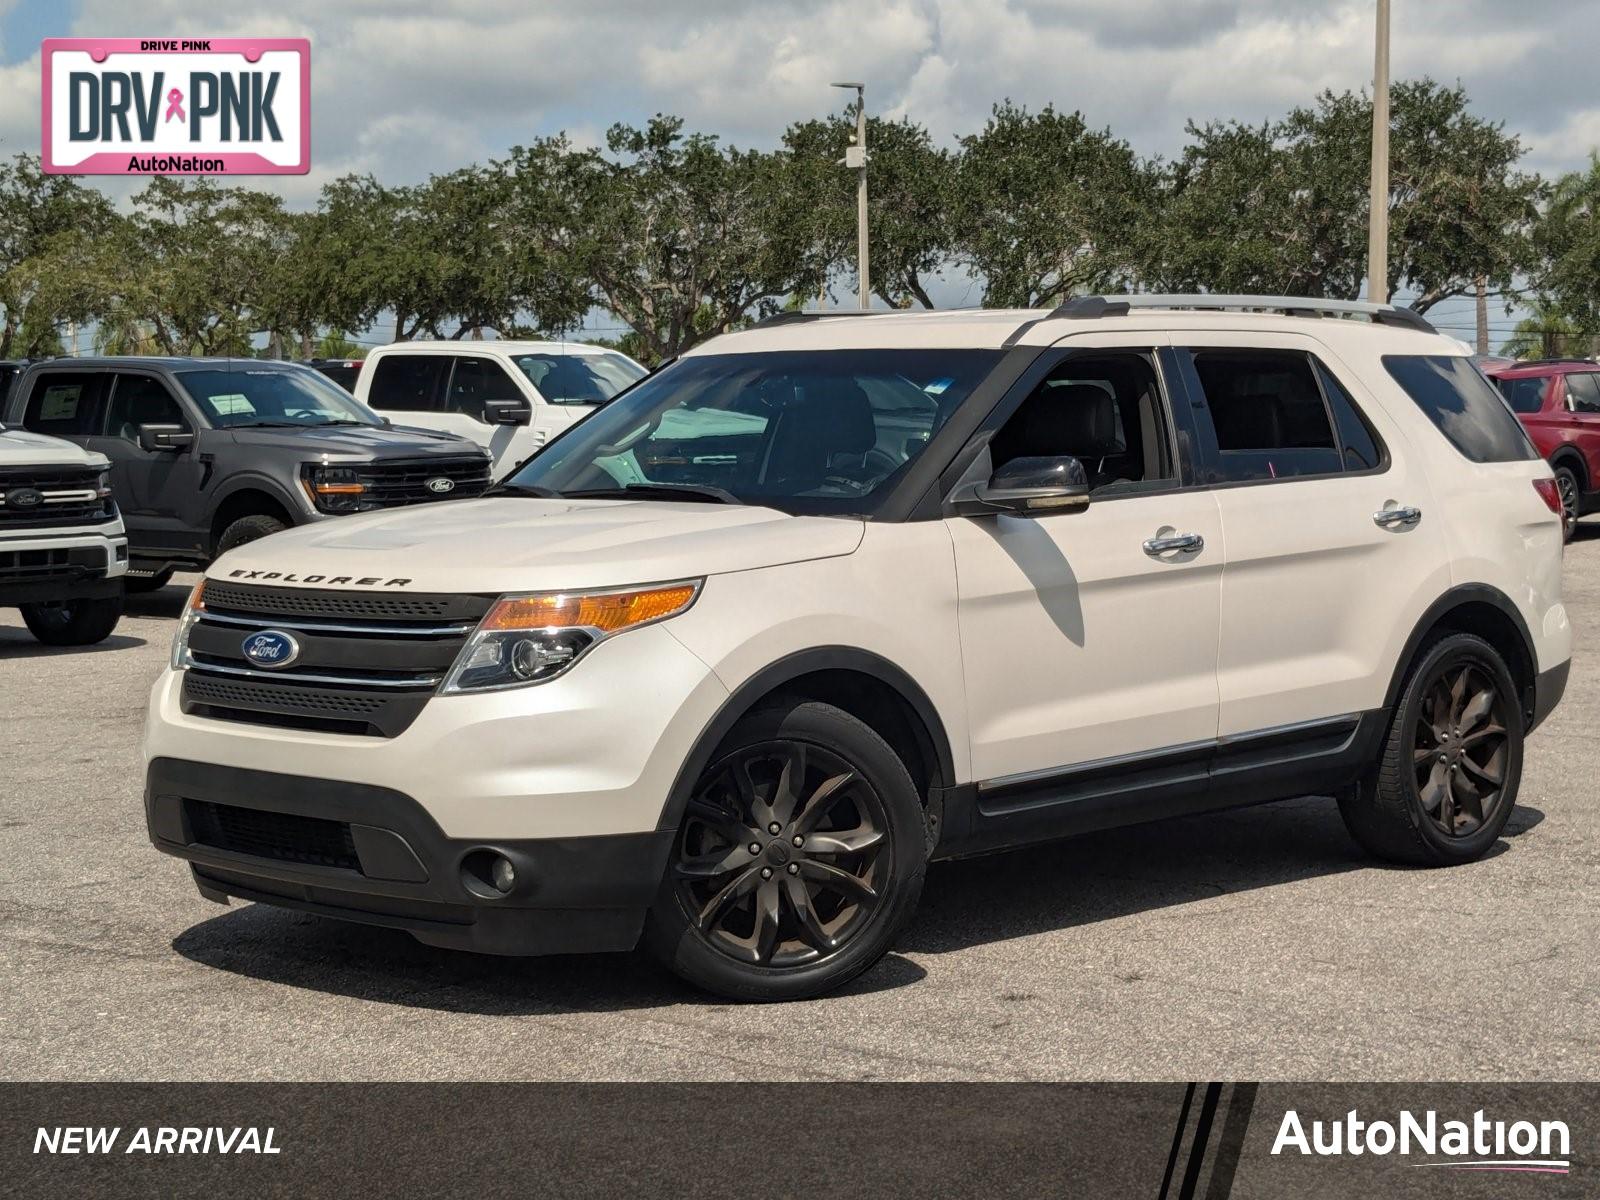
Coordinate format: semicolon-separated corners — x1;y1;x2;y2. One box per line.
506;349;1002;515
178;366;383;427
513;352;647;405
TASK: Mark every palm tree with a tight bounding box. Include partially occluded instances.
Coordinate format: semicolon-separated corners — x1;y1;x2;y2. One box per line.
1499;296;1594;360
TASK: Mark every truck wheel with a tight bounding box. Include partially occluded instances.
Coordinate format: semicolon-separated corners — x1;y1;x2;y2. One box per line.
215;513;287;557
125;567;175;594
1338;632;1523;866
643;700;927;1002
1553;464;1580;542
19;594;125;646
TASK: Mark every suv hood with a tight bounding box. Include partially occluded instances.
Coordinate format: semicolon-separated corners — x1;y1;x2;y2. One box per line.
225;423;485;460
209;498;865;593
0;426;109;469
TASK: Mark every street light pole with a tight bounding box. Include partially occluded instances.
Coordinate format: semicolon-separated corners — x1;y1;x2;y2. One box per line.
1367;0;1391;305
831;81;869;310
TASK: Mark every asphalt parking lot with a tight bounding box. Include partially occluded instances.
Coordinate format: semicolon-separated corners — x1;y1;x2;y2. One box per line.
3;539;1597;1083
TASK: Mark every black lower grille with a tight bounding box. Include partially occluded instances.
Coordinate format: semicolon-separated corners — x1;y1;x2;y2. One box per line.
0;546;104;584
186;800;359;870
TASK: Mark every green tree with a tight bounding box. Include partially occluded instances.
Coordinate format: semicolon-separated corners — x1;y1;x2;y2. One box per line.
780;113;952;309
1155;80;1539;311
1534;154;1600;334
1498;296;1595;359
0;155;119;356
952;103;1155;307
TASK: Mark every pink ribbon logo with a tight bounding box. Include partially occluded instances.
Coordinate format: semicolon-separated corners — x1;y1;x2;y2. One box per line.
164;88;185;123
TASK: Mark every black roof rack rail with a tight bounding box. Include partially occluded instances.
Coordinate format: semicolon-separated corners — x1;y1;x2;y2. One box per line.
1036;294;1438;335
752;310;885;328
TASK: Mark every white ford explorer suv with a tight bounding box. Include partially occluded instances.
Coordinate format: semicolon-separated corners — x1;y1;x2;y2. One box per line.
143;296;1571;1001
354;340;646;479
2;420;128;644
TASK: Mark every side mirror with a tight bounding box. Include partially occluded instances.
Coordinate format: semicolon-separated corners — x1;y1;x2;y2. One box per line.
138;423;195;452
952;455;1091;517
484;397;533;426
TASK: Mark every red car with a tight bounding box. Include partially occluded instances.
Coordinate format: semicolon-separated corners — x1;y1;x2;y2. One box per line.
1482;358;1600;540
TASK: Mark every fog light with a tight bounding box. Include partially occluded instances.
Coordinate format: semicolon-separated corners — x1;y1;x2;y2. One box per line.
491;855;516;893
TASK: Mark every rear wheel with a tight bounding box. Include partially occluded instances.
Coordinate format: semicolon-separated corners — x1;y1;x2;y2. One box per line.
1338;632;1522;866
1553;464;1580;542
19;593;125;646
643;700;927;1001
215;513;287;558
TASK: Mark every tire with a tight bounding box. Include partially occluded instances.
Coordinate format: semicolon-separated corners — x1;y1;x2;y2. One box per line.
1338;632;1523;866
643;700;928;1002
124;567;175;594
1552;463;1580;543
215;513;287;558
19;593;125;646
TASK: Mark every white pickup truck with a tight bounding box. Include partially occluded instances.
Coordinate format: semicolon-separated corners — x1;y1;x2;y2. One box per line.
0;421;128;644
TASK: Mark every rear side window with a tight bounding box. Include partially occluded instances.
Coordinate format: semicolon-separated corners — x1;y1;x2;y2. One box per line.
1314;363;1384;471
1383;356;1537;463
367;355;450;412
1563;372;1600;414
1188;350;1341;481
1496;375;1548;414
22;373;106;436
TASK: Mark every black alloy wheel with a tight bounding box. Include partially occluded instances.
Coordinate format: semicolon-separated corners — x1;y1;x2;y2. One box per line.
674;740;888;967
1411;660;1512;838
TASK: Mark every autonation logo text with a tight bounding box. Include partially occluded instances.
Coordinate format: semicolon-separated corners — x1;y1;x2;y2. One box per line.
1273;1108;1572;1174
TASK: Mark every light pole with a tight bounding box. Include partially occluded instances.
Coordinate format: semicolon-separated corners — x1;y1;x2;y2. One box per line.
1367;0;1391;305
831;81;869;310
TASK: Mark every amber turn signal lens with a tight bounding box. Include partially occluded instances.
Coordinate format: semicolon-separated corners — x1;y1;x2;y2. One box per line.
188;579;207;611
482;583;699;634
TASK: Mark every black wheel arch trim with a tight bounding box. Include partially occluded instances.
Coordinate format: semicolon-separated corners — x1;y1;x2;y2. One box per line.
1383;583;1539;722
656;646;956;833
207;476;304;542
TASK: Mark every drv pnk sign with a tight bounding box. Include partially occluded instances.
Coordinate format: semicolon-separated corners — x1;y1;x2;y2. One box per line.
42;38;309;175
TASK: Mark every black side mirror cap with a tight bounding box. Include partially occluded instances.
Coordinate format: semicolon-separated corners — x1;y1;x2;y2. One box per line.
137;423;195;452
483;398;533;426
949;455;1091;517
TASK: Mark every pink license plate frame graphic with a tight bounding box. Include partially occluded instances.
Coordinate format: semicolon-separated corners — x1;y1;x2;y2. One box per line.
41;37;310;175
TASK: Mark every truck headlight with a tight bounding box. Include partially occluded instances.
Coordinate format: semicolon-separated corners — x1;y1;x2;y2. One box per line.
441;580;701;693
170;580;206;670
301;465;369;513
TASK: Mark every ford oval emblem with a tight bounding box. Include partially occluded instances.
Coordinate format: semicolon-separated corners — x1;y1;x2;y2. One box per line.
5;486;42;509
242;630;300;669
426;477;455;494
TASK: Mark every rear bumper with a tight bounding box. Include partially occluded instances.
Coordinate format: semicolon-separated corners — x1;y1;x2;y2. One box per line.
1528;659;1570;733
145;757;673;956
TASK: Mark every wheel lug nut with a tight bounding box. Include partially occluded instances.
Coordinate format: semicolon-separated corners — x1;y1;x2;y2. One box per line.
1439;755;1448;764
792;835;803;847
768;823;781;835
749;843;760;855
760;867;773;879
787;863;799;875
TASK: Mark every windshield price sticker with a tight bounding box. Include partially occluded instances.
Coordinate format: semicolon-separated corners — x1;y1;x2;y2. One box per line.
42;38;310;175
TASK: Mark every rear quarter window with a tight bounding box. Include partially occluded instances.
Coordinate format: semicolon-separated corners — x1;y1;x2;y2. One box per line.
1382;355;1537;463
1494;375;1548;414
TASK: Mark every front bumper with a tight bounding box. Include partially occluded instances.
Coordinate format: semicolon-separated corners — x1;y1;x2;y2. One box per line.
0;528;128;606
146;758;674;955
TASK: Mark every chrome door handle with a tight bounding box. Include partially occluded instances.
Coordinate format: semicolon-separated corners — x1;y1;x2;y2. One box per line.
1373;506;1422;529
1143;532;1204;555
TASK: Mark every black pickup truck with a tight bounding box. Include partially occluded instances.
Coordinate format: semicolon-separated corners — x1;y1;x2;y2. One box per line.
4;358;492;591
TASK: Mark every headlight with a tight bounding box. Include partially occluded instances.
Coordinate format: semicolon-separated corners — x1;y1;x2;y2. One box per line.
170;580;206;670
441;580;702;693
94;470;112;499
301;464;370;513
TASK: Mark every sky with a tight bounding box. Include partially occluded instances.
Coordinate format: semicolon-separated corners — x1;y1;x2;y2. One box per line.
2;0;1595;342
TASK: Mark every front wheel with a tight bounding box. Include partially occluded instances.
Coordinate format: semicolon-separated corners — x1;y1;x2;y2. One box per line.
1338;632;1523;866
643;700;927;1001
215;513;287;558
19;593;125;646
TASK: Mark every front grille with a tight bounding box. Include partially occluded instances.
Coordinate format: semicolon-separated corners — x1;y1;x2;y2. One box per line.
180;583;493;737
186;799;359;870
359;456;491;507
0;466;116;529
0;545;105;585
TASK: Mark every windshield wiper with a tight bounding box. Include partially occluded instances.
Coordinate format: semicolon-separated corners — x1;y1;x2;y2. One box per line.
563;483;742;505
230;420;303;428
487;482;561;498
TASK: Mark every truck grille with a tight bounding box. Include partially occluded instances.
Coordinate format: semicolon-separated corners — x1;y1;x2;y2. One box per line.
359;457;490;507
0;545;106;585
0;466;116;530
179;583;493;737
186;799;359;870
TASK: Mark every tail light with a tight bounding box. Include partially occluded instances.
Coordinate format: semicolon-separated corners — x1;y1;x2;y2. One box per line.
1533;478;1562;515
